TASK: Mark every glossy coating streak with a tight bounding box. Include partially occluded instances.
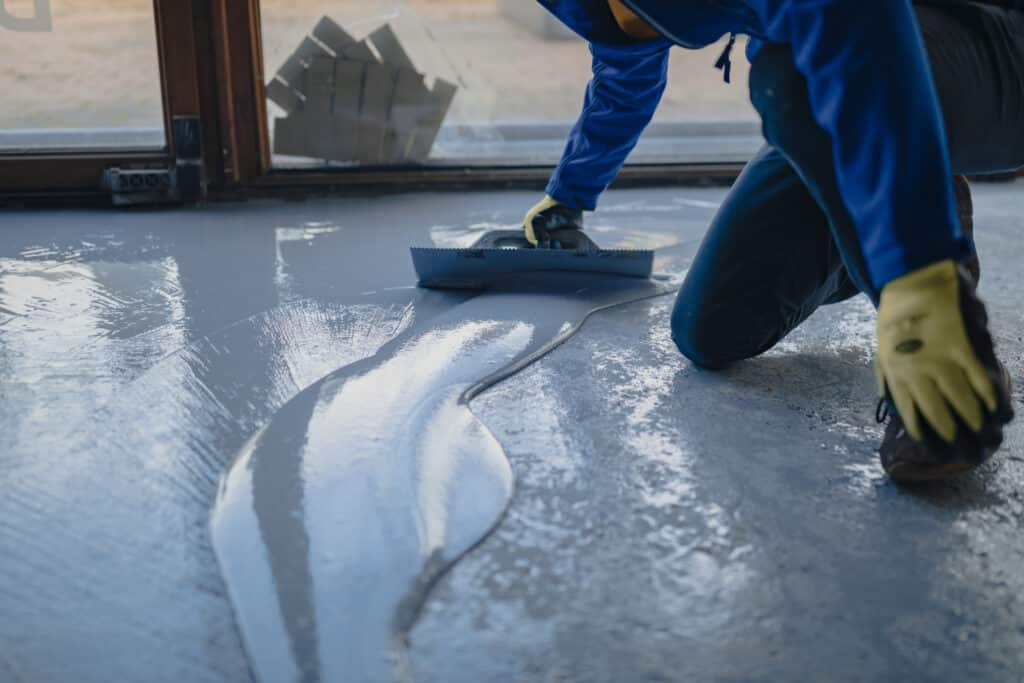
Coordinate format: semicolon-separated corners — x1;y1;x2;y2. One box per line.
6;187;1023;683
210;274;673;683
0;192;692;683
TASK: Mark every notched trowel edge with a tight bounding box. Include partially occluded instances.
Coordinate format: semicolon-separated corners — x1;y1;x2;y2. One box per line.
411;229;655;290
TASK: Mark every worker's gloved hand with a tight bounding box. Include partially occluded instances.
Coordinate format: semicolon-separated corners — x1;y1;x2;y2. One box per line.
523;195;584;249
875;259;1009;443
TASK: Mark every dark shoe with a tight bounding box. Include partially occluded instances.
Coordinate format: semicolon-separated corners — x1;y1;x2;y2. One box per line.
877;363;1011;482
876;263;1014;483
953;175;981;284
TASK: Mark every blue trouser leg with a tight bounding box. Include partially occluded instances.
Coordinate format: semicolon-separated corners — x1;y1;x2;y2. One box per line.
672;5;1024;370
748;42;880;303
670;144;856;370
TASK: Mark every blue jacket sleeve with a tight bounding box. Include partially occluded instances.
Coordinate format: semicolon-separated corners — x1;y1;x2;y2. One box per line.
752;0;972;290
546;39;672;211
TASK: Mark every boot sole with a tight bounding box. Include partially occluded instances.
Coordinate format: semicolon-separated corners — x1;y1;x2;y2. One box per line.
885;366;1012;484
886;459;979;483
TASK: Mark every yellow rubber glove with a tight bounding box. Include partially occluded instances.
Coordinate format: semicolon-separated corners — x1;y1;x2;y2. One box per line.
522;195;583;247
875;259;998;443
523;196;561;246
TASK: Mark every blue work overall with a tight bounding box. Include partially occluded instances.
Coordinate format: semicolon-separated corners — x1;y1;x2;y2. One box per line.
539;1;1024;367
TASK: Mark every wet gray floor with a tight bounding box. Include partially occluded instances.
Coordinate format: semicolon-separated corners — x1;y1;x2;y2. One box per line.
212;278;675;683
1;183;1023;682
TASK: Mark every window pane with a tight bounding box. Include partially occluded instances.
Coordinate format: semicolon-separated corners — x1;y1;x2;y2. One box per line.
261;1;760;169
0;0;166;153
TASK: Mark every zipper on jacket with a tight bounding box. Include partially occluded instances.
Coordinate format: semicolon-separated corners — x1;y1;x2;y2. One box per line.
617;1;761;83
715;33;738;83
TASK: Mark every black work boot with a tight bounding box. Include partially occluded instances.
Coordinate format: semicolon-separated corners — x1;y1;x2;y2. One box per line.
876;263;1014;483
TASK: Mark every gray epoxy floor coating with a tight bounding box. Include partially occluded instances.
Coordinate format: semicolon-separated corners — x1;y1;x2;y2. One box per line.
2;183;1024;682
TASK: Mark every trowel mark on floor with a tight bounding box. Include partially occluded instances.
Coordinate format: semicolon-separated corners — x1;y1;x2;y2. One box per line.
587;225;684;252
0;292;427;682
276;223;342;243
600;197;722;213
215;320;524;683
587;298;757;635
210;275;674;683
764;295;876;363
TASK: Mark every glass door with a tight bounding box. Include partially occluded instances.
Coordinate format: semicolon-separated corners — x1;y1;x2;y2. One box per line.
0;0;167;154
258;0;760;170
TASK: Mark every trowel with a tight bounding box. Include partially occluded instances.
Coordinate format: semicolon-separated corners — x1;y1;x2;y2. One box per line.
411;228;655;290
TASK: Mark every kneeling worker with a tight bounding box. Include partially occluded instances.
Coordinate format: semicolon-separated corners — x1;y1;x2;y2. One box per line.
525;0;1022;481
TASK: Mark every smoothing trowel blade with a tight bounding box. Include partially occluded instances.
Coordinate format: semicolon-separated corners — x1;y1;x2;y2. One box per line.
411;246;655;290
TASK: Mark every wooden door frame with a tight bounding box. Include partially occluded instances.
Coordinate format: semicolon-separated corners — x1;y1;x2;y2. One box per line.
205;0;270;186
0;0;745;203
220;5;746;192
0;1;203;198
4;0;1015;205
3;0;1020;204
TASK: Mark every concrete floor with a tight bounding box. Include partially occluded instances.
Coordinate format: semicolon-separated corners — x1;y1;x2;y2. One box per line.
1;183;1023;682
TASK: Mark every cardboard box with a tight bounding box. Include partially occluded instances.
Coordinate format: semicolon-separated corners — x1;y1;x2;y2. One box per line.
268;16;458;165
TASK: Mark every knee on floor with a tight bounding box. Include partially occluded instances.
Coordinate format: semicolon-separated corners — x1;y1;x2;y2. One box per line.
670;308;743;371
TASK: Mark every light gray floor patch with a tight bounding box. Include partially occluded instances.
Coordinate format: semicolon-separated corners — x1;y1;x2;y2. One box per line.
2;185;1023;682
211;277;673;683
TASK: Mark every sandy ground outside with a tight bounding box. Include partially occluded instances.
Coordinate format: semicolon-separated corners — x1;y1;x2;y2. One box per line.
0;0;164;130
1;0;754;137
261;0;755;125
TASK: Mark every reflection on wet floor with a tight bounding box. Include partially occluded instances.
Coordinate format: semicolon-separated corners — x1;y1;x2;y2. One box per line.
211;277;674;682
0;193;692;682
3;186;1024;682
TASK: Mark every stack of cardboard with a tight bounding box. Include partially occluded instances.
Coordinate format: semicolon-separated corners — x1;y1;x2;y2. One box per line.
268;16;458;165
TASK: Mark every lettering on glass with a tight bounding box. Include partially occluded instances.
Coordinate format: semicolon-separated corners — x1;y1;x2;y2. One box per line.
0;1;53;32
